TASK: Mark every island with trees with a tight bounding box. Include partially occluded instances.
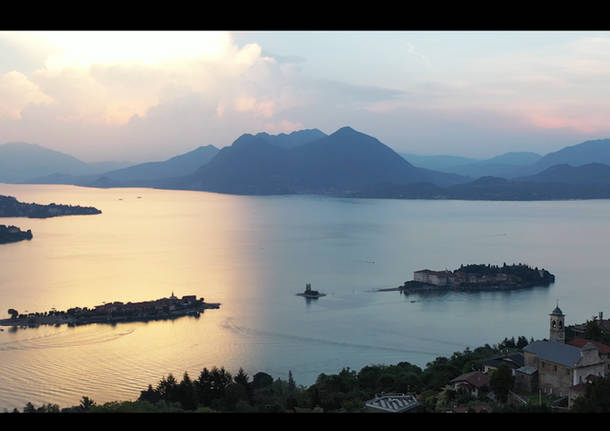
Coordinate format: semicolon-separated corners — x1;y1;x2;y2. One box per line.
0;293;220;328
378;263;555;293
0;194;101;218
0;224;32;244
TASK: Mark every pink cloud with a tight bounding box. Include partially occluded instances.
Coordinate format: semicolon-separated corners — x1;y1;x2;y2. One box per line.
524;106;610;134
262;120;304;134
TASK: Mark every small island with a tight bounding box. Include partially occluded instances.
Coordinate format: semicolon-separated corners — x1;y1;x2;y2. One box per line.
0;293;220;328
378;263;555;293
0;224;33;244
296;283;326;298
0;195;102;218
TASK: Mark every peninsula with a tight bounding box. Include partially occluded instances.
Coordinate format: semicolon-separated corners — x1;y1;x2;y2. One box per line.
0;293;220;328
378;263;555;293
0;195;101;218
0;224;33;244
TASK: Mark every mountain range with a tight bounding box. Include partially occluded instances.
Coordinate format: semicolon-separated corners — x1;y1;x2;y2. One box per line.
402;139;610;180
400;151;544;179
0;142;131;183
4;128;610;200
168;127;466;195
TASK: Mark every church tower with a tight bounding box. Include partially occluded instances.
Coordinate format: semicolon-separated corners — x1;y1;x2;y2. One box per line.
549;303;565;343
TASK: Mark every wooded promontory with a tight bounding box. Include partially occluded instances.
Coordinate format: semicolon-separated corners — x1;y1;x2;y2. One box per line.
0;195;101;218
0;224;32;244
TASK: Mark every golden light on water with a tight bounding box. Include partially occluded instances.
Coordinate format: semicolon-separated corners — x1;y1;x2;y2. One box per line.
0;184;271;409
4;183;607;411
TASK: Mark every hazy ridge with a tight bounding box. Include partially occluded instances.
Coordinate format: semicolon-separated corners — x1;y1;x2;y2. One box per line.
5;129;610;200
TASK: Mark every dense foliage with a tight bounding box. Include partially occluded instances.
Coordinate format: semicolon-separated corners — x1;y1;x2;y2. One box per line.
12;334;608;413
0;224;32;244
571;375;610;412
457;263;553;284
0;195;101;219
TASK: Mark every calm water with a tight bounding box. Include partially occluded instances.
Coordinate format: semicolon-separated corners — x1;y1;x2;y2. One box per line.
0;183;609;410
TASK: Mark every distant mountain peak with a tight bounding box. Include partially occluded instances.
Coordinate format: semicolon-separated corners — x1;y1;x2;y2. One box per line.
334;126;358;134
246;128;328;150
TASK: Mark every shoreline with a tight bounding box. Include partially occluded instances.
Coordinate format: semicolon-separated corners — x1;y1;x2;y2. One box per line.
377;280;555;293
0;296;220;328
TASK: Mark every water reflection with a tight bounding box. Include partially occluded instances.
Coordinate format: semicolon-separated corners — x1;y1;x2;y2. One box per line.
0;183;609;411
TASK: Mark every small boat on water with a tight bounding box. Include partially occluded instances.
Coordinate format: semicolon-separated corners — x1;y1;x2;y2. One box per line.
296;283;326;298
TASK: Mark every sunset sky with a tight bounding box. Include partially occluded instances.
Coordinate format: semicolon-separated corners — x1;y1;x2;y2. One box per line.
1;30;610;163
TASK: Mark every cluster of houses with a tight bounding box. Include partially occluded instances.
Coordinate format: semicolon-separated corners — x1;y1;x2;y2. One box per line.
414;269;512;287
444;305;610;411
64;293;210;323
366;304;610;413
412;264;552;288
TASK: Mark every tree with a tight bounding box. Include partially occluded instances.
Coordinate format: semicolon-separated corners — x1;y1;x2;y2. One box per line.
178;372;198;410
288;370;296;393
8;308;18;319
233;367;252;403
234;368;249;387
138;384;161;404
357;365;383;392
207;366;233;409
37;404;60;413
156;374;178;402
195;368;213;406
489;365;514;403
435;385;457;410
572;375;610;412
584;320;603;341
516;336;529;349
252;372;273;390
79;396;96;411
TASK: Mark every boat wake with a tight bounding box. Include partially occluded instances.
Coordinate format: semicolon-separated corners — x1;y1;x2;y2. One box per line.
0;327;136;352
220;317;449;356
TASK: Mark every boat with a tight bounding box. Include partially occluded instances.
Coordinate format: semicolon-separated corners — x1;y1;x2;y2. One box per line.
296;283;326;298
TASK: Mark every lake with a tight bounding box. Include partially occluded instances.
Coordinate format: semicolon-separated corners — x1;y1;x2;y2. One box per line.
0;183;608;411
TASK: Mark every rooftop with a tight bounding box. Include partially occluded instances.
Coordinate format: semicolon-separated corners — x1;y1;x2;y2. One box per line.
414;269;449;275
551;306;564;316
516;366;538;375
567;338;610;355
523;340;584;368
450;371;490;388
479;352;524;369
365;393;419;413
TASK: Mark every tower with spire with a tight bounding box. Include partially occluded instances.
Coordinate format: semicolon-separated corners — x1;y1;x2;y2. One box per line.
549;301;565;343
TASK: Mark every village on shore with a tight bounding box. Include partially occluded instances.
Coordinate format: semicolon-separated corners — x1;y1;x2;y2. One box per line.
1;293;220;328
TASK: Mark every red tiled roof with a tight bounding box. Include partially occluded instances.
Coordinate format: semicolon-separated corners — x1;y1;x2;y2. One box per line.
450;371;490;388
567;338;610;355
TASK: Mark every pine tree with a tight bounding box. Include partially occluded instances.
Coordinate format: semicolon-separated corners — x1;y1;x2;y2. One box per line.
178;372;198;410
288;370;296;393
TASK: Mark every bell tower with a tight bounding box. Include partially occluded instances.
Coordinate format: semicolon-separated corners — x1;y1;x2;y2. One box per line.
549;302;565;343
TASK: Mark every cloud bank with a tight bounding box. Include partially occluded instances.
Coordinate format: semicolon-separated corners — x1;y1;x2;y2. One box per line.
1;31;610;161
